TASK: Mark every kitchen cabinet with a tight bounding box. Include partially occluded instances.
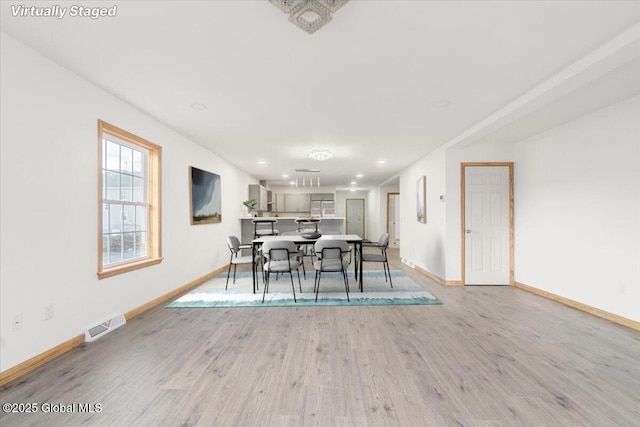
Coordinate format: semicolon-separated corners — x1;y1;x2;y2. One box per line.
284;193;311;212
298;194;311;212
273;193;286;212
248;184;268;211
311;193;334;201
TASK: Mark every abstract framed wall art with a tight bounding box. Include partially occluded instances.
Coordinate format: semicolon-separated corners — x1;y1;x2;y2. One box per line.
189;166;221;225
416;175;426;223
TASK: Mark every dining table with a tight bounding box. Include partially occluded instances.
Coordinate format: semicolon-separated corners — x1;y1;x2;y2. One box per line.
251;234;363;294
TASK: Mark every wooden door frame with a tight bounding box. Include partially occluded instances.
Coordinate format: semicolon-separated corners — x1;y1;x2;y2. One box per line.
460;162;514;286
386;192;400;235
345;198;365;238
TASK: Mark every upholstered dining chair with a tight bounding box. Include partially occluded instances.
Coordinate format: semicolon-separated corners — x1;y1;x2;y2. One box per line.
226;235;262;290
361;233;393;287
262;240;303;303
271;231;309;280
313;239;351;302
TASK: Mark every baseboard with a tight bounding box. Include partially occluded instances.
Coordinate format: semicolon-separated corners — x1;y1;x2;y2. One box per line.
0;266;227;387
414;265;463;286
0;334;85;387
515;281;640;331
124;266;227;319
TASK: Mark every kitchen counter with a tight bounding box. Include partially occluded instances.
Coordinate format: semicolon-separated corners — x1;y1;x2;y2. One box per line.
240;217;345;242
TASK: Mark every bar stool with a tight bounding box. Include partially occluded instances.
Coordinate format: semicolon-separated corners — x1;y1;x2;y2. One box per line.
252;218;279;239
295;218;321;233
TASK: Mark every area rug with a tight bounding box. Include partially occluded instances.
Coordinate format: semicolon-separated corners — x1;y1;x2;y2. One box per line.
167;270;442;308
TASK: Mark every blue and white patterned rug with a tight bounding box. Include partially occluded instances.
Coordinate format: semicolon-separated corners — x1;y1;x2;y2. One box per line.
167;270;442;307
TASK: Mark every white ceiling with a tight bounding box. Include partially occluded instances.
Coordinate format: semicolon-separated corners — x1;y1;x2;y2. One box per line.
2;1;639;189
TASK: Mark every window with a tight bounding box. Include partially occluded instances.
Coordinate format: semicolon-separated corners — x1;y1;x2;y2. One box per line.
98;120;162;279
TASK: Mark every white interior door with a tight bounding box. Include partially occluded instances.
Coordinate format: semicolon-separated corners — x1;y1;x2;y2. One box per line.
346;199;365;238
388;193;400;247
464;166;510;285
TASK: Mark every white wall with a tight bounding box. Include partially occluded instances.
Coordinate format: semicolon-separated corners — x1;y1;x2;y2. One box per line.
366;181;399;243
0;34;257;372
380;181;400;240
514;95;640;322
366;187;382;241
396;95;638;322
399;147;447;278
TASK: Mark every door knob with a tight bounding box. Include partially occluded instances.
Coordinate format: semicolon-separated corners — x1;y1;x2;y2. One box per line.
465;229;472;234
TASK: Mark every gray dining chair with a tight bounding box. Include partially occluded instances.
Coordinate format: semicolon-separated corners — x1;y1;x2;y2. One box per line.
313;239;351;302
262;240;303;303
226;235;262;290
361;233;393;287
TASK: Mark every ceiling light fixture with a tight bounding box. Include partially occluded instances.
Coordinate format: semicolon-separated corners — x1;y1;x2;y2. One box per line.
309;149;333;161
291;168;320;188
269;0;349;34
377;160;386;164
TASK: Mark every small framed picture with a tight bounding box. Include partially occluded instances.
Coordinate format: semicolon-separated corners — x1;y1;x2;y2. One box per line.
416;176;426;223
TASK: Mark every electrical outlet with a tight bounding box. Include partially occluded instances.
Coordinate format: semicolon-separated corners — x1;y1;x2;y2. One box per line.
45;304;55;320
12;313;23;332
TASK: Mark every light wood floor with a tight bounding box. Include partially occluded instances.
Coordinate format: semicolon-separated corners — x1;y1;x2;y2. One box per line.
2;249;639;426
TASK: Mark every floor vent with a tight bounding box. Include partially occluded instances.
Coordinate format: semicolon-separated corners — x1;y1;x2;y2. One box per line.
401;258;415;268
84;313;126;342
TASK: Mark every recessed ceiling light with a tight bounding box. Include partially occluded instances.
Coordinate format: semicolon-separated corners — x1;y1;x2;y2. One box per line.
289;181;295;185
190;103;207;110
433;100;452;108
257;160;266;165
282;174;289;178
351;181;356;185
356;174;363;178
377;160;386;164
349;188;356;192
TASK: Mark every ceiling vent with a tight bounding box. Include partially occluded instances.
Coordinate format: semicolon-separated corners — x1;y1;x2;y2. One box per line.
295;168;321;173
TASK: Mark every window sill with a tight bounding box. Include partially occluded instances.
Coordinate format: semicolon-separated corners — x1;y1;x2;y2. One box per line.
97;257;163;279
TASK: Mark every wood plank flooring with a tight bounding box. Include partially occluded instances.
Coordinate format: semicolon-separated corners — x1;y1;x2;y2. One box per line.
1;249;639;426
